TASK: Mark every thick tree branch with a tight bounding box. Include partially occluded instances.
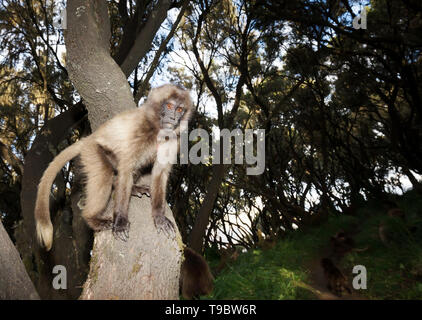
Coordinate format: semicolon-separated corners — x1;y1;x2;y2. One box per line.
0;141;24;177
120;0;172;78
134;0;189;102
65;0;182;299
0;221;39;300
65;0;135;128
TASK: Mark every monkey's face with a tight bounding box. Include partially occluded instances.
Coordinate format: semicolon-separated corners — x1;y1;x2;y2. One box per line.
160;99;186;129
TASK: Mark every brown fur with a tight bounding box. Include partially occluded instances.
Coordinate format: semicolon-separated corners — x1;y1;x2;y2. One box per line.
379;207;407;246
387;208;405;220
98;144;118;174
330;230;368;258
216;246;240;273
256;230;277;250
181;247;214;299
321;258;352;297
34;84;193;250
330;230;355;258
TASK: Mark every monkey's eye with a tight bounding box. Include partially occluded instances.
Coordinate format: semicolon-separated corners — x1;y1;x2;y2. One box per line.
176;107;183;113
166;103;173;110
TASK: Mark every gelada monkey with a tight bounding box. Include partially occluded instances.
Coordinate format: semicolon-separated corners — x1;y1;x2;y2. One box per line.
35;84;192;250
321;258;352;297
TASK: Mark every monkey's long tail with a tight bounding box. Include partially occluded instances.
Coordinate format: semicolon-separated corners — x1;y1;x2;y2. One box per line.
35;140;84;251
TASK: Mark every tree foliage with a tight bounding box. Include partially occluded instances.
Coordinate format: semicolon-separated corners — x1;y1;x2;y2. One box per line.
0;0;421;299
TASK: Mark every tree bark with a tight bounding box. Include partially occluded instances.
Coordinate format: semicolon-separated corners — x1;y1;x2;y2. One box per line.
65;1;182;299
189;164;226;253
119;0;172;78
0;221;39;300
65;1;136;126
187;6;248;252
80;176;182;299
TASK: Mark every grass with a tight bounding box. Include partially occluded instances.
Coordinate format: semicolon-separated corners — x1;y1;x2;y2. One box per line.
206;214;359;299
204;190;422;300
339;191;422;299
207;242;314;299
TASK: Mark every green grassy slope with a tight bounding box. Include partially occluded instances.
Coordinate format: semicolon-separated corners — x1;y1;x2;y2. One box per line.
206;190;422;300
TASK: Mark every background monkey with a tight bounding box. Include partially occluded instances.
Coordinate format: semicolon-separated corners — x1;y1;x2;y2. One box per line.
379;206;411;247
35;84;193;250
215;245;240;274
330;230;368;259
321;258;352;297
180;247;214;299
386;207;406;221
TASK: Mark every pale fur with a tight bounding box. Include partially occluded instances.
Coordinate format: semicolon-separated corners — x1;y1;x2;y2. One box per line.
34;84;193;250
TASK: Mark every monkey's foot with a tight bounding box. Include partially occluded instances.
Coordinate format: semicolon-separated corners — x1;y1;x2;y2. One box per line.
131;184;151;198
112;215;130;242
153;214;175;238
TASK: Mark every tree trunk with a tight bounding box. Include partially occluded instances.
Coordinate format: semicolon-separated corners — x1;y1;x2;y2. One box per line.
189;164;226;253
0;221;39;300
65;1;181;299
80;176;182;299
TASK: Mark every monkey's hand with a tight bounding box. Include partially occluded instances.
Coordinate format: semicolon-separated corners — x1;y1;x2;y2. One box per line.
112;214;130;242
153;210;175;238
131;184;151;198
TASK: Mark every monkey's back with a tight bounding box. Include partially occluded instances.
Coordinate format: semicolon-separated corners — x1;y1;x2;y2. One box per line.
93;108;159;169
